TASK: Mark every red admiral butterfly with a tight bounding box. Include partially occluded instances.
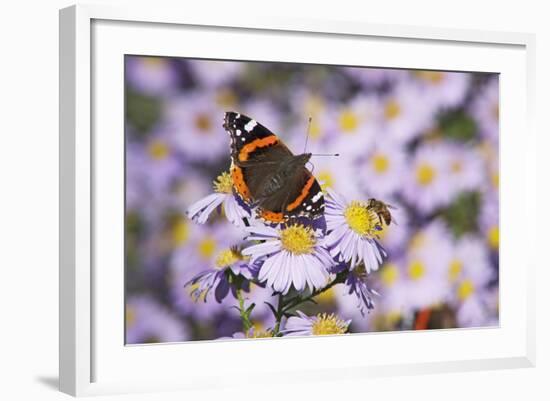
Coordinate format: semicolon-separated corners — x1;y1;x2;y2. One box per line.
223;111;325;223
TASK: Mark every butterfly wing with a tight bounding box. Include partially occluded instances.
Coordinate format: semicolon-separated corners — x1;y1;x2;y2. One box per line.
224;111;293;204
257;167;325;222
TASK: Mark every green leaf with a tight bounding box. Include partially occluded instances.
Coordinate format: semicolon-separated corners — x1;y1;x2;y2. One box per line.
442;191;481;237
438;109;478;142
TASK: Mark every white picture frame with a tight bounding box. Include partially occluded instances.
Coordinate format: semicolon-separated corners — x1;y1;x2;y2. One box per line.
59;4;536;397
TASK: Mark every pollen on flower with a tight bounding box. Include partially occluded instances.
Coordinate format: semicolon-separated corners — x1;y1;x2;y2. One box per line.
213;171;233;194
194;113;213;132
488;226;499;250
279;224;316;255
414;70;444;84
457;279;475;301
380;263;399;287
416;163;436;186
147;140;169;160
142;57;166;69
344;201;379;237
317;170;334;190
247;328;273;339
171;218;189;246
215;247;243;269
197;237;216;259
408;260;425;280
448;259;463;281
384;99;401;120
371;153;390;173
314;287;336;304
338;109;359;133
125;306;136;327
311;313;349;335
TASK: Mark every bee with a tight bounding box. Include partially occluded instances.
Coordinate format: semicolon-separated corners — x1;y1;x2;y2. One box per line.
367;198;396;227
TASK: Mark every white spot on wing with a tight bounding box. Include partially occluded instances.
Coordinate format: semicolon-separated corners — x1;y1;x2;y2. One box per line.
306;205;312;211
236;129;241;136
245;120;257;132
311;191;323;203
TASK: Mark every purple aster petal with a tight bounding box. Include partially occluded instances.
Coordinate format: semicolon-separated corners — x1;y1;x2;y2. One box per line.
187;193;225;224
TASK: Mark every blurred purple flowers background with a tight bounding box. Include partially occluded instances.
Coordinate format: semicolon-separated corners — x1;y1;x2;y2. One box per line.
125;55;499;344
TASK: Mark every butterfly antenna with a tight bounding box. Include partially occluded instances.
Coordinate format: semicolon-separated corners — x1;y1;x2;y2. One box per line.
303;116;312;153
311;153;340;157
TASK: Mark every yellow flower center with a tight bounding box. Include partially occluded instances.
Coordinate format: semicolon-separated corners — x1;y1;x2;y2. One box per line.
408;260;426;280
148;140;169;160
491;172;499;189
317;170;334;190
171;218;189;246
142;57;165;70
344;201;379;237
414;70;444;84
247;326;273;338
488;226;499;250
213;171;233;194
197;237;216;259
409;232;426;251
314;287;336;304
451;160;463;173
214;248;243;269
492;103;499;121
279;224;316;255
380;263;399;287
384;99;401;120
448;259;463;281
126;306;136;327
416;163;436;186
309;120;322;139
371;153;390;174
215;88;238;107
457;279;475;301
311;313;349;335
194;113;213;132
188;282;207;302
338;109;359;133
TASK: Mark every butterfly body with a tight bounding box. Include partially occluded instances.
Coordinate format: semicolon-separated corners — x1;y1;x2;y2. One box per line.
223;112;324;223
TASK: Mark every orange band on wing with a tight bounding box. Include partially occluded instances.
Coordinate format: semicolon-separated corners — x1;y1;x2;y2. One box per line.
239;135;278;162
259;209;285;223
286;175;316;211
231;166;250;200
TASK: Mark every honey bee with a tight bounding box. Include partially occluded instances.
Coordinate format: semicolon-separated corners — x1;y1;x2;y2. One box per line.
367;198;396;227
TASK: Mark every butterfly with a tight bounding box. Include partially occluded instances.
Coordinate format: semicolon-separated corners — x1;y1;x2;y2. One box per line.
223;111;325;224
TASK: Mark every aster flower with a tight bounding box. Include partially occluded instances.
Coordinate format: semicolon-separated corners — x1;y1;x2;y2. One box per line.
344;66;406;89
126;295;189;344
187;59;242;89
324;189;386;272
169;224;244;319
410;70;470;109
125;56;178;96
402;143;456;214
470;77;499;144
374;80;437;144
356;138;407;199
163;93;228;162
324;94;377;153
222;327;275;340
282;311;350;336
343;263;379;315
187;171;251;227
185;247;255;304
242;224;333;295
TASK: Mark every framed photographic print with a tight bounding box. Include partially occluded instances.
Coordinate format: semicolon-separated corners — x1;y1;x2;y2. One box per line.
59;4;536;396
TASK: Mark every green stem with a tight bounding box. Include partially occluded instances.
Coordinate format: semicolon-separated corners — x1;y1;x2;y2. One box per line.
282;272;346;314
272;294;284;335
237;289;253;333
